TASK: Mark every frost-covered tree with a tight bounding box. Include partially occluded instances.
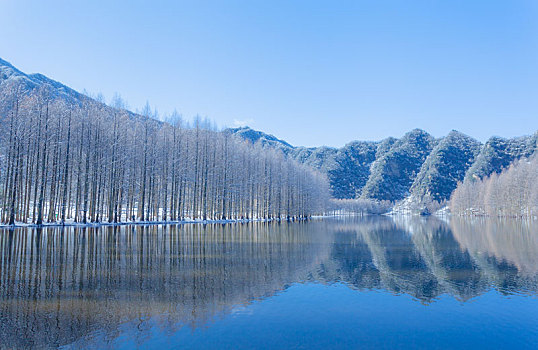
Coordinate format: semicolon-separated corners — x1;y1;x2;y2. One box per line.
451;155;538;217
0;82;329;225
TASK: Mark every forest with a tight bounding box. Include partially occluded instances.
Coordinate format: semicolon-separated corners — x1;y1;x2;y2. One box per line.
0;81;329;226
450;155;538;217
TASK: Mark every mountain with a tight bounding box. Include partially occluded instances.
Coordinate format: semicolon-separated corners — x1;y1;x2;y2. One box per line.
409;130;481;203
228;126;538;210
225;126;294;150
0;57;142;124
0;57;86;103
327;141;377;199
224;126;339;173
360;129;436;201
465;133;538;180
2;57;537;211
290;146;338;172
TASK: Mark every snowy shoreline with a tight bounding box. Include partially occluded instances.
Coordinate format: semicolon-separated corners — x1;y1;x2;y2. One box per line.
0;216;318;229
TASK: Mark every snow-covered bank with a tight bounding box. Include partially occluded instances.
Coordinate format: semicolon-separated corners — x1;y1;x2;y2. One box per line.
0;216;316;229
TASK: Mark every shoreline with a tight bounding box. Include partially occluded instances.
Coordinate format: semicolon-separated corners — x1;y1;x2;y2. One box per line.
0;216;319;229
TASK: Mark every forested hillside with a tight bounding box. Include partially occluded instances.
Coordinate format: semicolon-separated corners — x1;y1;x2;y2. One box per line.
408;131;481;203
228;127;538;212
451;155;538;217
0;58;328;225
360;129;436;201
465;134;538;179
327;141;377;199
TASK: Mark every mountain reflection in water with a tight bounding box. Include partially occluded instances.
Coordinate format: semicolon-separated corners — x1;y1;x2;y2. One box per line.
0;217;537;348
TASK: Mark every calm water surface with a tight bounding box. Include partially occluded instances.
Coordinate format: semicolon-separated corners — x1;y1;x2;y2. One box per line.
1;217;537;349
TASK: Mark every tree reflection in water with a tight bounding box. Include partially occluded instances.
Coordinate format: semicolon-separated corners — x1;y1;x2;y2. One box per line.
0;217;537;348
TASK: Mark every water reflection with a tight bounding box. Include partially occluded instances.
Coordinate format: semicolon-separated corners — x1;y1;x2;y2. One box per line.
0;217;537;348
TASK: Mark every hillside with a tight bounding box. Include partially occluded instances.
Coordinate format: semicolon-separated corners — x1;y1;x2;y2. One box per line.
0;57;142;123
228;126;538;210
360;129;436;201
327;141;377;199
465;133;538;180
0;57;85;102
225;126;294;150
409;130;481;203
2;57;537;213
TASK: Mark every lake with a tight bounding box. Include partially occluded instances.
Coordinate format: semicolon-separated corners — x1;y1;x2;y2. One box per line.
1;216;537;349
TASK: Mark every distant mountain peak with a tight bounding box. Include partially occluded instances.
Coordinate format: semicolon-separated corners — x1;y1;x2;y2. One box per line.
225;126;294;149
0;56;144;123
0;56;85;102
0;57;16;69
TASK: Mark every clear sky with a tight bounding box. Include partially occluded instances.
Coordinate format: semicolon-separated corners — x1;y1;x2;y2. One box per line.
1;0;538;147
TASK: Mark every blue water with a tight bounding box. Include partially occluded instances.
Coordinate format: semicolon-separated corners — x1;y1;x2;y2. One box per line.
1;216;538;349
113;285;537;350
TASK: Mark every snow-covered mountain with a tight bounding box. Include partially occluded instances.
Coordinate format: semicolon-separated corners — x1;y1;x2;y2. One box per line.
225;126;294;150
0;57;143;122
227;126;538;207
0;57;85;102
2;57;537;209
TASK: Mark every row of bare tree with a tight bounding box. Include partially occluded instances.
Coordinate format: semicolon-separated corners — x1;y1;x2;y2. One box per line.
450;156;538;217
328;198;392;215
0;82;329;225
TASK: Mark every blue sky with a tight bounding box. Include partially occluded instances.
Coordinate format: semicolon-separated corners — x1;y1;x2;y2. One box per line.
1;0;538;147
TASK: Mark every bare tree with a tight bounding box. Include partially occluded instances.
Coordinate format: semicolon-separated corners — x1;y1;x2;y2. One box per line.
451;155;538;217
0;88;329;225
